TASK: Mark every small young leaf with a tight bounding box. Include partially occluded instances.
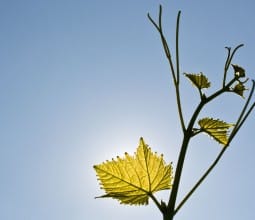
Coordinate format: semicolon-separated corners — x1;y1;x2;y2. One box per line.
94;138;173;205
198;118;234;145
231;64;245;78
184;72;211;89
232;82;247;97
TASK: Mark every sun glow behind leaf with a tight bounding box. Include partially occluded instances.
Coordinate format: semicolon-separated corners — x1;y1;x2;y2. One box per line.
94;138;173;205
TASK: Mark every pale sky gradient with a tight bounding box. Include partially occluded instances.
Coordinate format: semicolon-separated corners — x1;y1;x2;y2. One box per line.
0;0;255;220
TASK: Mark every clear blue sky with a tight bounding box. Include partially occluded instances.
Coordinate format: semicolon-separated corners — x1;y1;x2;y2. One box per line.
0;0;255;219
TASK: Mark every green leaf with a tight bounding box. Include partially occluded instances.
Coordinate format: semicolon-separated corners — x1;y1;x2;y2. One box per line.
94;138;173;205
184;72;211;89
232;82;247;97
198;118;234;145
231;64;245;78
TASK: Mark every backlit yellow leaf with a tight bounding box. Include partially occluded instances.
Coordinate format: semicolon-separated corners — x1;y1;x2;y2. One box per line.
94;138;173;205
198;118;234;145
184;72;211;89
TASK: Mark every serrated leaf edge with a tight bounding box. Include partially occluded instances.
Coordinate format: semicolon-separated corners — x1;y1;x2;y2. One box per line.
93;138;172;205
198;117;234;145
184;72;211;89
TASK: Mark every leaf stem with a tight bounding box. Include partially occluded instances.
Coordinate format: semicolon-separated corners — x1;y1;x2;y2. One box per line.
206;77;236;103
149;193;165;213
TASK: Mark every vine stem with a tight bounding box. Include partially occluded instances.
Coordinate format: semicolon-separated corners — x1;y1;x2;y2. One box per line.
175;11;186;132
174;147;226;215
174;81;255;215
148;5;255;220
167;76;244;218
167;101;204;218
223;44;244;87
148;6;186;133
167;73;238;218
229;80;255;141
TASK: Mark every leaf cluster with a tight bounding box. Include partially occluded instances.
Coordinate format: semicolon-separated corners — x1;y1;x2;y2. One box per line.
93;4;255;220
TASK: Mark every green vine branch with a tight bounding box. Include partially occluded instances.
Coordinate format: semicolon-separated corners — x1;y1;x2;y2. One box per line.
174;80;255;215
148;6;186;133
94;4;255;220
223;44;244;87
147;5;255;220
